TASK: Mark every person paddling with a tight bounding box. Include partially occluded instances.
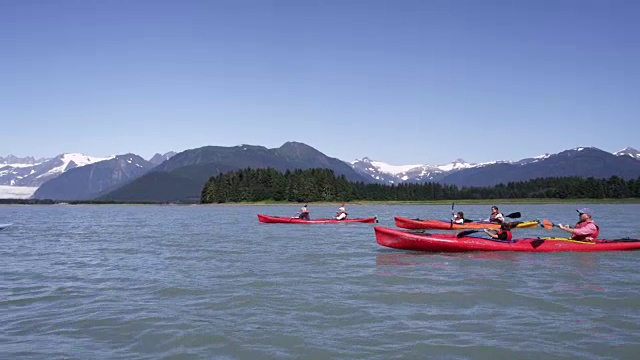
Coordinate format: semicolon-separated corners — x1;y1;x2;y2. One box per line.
295;204;310;220
451;211;465;224
484;222;512;241
557;208;599;242
334;206;348;220
488;206;505;223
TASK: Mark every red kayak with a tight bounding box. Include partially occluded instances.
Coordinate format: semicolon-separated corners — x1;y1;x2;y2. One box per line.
375;226;640;252
394;216;539;230
258;214;377;224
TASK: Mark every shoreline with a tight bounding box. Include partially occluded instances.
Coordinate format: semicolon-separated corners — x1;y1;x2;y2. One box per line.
2;198;640;206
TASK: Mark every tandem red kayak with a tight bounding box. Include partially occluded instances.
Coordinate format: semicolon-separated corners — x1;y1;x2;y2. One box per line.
374;226;640;252
394;217;540;230
258;214;378;224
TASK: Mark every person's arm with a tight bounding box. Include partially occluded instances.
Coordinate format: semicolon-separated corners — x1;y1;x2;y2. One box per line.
484;229;498;239
557;223;574;234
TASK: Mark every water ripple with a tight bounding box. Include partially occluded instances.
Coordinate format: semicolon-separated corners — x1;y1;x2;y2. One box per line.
1;204;639;359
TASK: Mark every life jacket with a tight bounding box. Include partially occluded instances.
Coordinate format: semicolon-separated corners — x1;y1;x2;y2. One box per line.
497;229;512;241
572;221;600;241
336;211;348;220
490;213;504;223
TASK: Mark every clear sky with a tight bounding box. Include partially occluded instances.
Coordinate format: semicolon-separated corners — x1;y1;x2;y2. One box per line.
1;0;638;165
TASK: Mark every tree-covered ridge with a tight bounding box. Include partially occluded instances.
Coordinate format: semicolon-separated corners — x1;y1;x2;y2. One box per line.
201;168;640;203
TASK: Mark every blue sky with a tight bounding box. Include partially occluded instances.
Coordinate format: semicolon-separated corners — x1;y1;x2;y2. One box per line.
1;0;638;165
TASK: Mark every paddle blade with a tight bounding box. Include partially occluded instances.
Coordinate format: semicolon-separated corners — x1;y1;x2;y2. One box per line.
541;218;554;230
505;212;521;219
457;230;480;238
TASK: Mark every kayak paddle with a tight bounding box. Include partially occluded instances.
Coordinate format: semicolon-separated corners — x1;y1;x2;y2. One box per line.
450;202;455;227
478;212;521;222
457;229;483;238
541;218;558;230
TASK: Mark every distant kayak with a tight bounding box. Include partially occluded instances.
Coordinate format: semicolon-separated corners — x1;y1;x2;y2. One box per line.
0;223;12;230
394;217;539;230
258;214;377;224
375;226;640;252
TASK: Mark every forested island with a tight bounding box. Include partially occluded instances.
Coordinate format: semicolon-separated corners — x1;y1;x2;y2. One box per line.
200;168;640;203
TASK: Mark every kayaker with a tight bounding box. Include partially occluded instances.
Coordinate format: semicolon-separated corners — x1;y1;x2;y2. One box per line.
488;206;505;223
558;208;599;242
296;205;310;220
484;222;512;241
334;206;348;220
451;211;465;224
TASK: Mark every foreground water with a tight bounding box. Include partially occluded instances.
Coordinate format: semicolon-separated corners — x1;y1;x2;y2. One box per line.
2;204;640;359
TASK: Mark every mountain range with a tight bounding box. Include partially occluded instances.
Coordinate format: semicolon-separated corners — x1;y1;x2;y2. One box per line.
1;145;639;202
0;153;113;187
32;154;153;200
99;142;370;202
352;147;640;186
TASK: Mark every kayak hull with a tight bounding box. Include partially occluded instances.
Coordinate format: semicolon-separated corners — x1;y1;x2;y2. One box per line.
0;223;11;230
258;214;377;224
375;226;640;252
394;217;539;230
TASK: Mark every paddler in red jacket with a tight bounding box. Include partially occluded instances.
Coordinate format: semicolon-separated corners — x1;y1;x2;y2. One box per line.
558;208;600;242
484;222;512;241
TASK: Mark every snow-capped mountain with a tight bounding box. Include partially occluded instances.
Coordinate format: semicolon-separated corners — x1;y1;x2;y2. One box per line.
0;153;113;187
614;147;640;160
352;146;640;184
514;153;551;165
439;146;640;187
351;157;477;183
33;154;152;200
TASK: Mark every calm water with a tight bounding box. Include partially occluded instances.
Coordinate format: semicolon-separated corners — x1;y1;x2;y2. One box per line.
2;204;640;359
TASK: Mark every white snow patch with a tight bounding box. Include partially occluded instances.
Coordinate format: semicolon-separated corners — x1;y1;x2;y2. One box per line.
43;153;113;177
476;161;500;166
437;162;474;172
370;161;424;175
0;185;38;199
1;163;36;168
